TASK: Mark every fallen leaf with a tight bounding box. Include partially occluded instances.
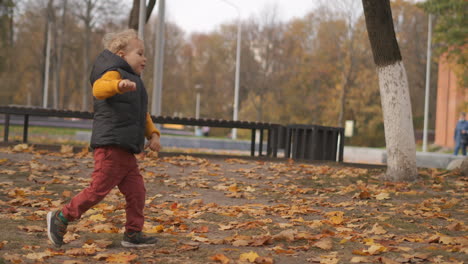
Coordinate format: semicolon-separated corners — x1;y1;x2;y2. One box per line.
370;223;387;235
211;253;230;264
2;253;23;263
272;229;297;241
378;256;400;264
350;256;374;263
375;192;390;200
313;237;333;250
105;252;138;263
0;240;7;249
239;251;260;262
254;256;274;264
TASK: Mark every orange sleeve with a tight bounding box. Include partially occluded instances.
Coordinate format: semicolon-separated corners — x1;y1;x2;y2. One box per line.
145;112;160;139
92;71;123;100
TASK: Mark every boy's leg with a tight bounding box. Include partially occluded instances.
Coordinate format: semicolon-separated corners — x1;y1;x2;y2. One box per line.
118;157;158;248
48;146;127;247
61;147;128;221
117;155;146;232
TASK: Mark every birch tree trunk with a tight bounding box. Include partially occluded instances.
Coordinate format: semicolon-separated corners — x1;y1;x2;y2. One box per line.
361;0;418;181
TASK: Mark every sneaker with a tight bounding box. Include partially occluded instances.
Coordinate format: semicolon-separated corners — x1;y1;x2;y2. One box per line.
121;231;158;248
46;210;68;248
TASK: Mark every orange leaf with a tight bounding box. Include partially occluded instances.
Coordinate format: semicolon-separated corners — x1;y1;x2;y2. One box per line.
358;190;371;199
254;257;274;264
0;240;7;249
211;253;230;264
105;252;138;263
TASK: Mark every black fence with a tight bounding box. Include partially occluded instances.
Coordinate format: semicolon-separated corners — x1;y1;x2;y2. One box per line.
0;105;343;161
0;105;280;157
284;124;344;162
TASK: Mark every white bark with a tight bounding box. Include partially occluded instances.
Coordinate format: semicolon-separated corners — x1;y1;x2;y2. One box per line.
377;61;418;181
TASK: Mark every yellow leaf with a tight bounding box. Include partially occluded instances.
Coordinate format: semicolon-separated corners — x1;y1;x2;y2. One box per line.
365;244;387;255
239;251;260;262
375;192;391;200
89;213;106;222
325;211;345;225
61;145;74;154
12;144;29;152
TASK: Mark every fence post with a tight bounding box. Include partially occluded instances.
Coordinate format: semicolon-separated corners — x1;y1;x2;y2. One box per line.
3;114;10;142
23;115;29;143
250;128;256;156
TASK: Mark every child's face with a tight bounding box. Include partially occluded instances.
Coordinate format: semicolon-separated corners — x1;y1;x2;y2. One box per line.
119;39;146;75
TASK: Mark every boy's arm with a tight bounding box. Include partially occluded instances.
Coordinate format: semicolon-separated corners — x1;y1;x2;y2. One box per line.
145;113;161;139
93;71;123;100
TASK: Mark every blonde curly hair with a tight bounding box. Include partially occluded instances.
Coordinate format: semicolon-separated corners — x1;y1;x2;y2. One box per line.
102;29;139;53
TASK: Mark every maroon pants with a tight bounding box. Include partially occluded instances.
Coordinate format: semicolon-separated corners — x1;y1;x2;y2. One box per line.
62;146;146;232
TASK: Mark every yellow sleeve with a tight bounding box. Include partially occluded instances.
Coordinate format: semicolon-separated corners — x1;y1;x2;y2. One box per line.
145;112;161;139
92;71;123;100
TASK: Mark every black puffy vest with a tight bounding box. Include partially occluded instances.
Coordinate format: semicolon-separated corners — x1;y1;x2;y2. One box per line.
89;49;148;154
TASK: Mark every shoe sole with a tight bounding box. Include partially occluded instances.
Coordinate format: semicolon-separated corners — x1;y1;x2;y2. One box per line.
46;211;62;248
121;241;157;248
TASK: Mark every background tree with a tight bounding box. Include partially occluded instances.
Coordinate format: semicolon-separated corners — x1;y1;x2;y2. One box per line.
419;0;467;78
0;0;15;104
361;0;418;181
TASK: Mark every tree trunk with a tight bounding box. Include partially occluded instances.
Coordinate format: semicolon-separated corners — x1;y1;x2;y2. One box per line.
362;0;418;181
129;0;157;30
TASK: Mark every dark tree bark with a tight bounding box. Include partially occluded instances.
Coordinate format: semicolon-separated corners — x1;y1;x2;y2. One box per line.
362;0;402;66
128;0;157;30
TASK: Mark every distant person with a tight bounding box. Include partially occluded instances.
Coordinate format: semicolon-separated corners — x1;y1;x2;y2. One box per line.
202;126;210;136
47;29;161;248
454;112;467;156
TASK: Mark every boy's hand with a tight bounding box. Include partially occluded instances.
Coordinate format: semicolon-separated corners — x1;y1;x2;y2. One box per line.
118;79;137;93
145;133;161;152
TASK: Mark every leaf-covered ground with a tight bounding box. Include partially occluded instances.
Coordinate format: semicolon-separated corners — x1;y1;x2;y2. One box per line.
0;144;466;264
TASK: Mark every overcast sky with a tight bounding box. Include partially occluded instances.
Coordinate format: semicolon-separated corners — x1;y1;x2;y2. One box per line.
161;0;320;33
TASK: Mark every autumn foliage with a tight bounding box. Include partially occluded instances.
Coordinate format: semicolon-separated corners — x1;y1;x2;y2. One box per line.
0;144;466;263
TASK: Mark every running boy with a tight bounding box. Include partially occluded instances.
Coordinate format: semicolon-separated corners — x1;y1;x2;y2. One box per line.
47;29;161;248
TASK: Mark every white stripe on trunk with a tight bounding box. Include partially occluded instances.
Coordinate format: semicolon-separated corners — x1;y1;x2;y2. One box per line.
377;61;417;181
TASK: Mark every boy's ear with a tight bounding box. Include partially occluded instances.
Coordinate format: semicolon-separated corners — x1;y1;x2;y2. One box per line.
117;50;125;57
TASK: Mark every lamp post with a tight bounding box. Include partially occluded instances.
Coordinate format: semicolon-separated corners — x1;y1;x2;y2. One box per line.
220;0;241;140
151;0;165;116
138;0;146;40
422;14;433;152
